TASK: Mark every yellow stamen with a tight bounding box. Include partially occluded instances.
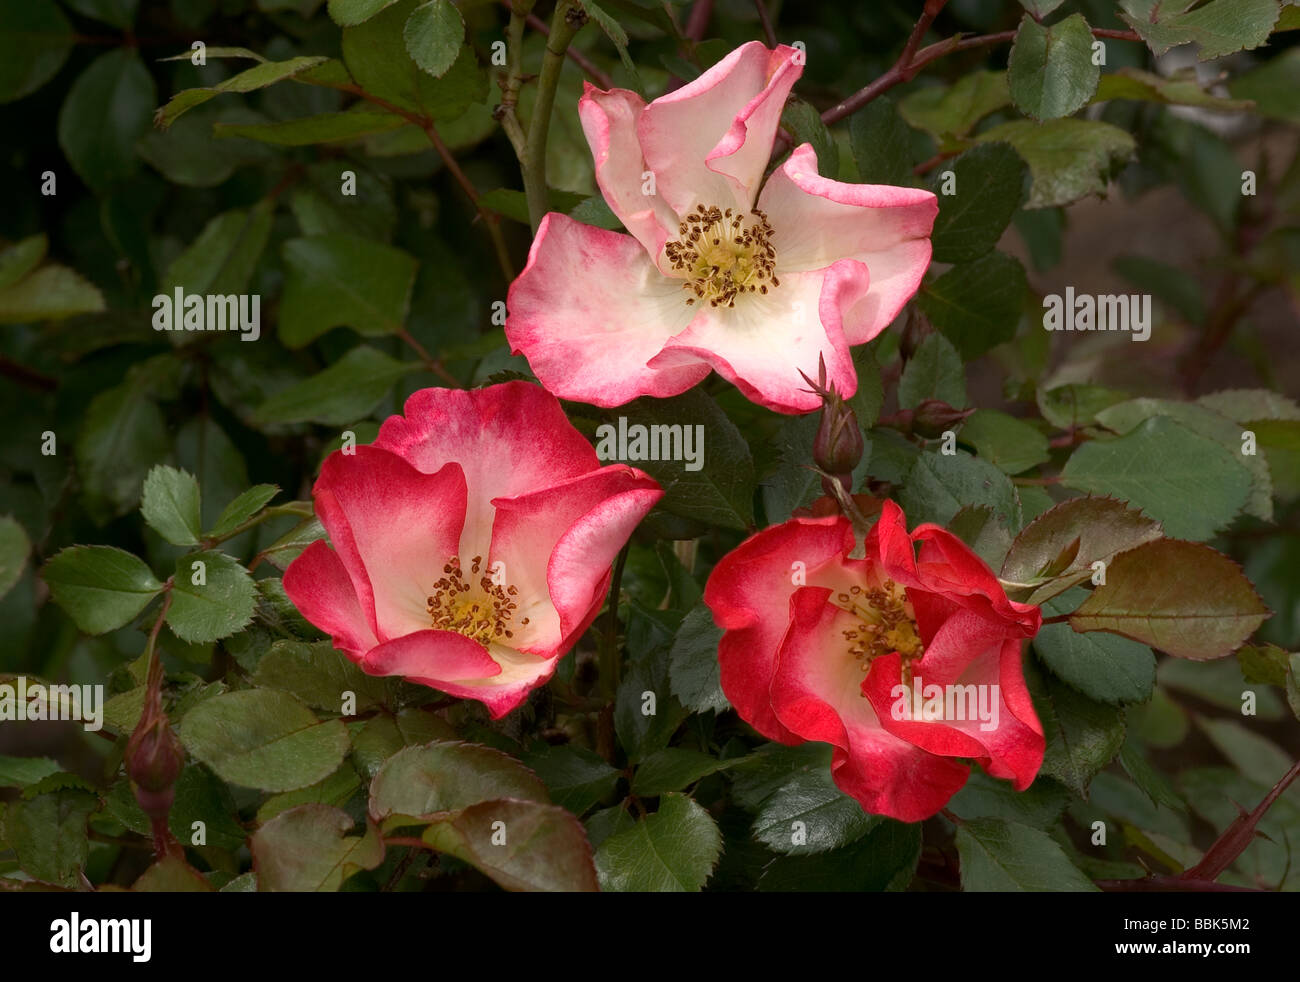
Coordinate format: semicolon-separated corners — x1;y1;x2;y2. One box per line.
664;204;779;308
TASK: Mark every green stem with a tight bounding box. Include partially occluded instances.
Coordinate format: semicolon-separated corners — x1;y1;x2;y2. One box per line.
600;544;630;702
202;502;313;549
523;0;582;232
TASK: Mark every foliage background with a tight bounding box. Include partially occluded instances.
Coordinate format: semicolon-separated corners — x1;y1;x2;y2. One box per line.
1;0;1299;892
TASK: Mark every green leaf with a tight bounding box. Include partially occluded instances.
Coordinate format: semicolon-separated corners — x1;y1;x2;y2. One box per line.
581;1;644;96
1017;0;1066;14
1031;657;1125;797
369;741;548;824
141;466;202;546
57;49;155;189
615;389;755;531
290;162;397;241
632;748;732;797
422;798;600;891
956;817;1099;891
849;96;913;186
1195;716;1293;788
1036;383;1130;430
0;0;73;104
1096;399;1273;522
0;755;61;790
167;551;257;642
1198;388;1300;424
594;792;721;892
667;603;729;714
918;252;1028;360
154;56;330;129
0;516;31;601
977;119;1135;209
1000;495;1163;605
1119;740;1184;811
161;203;273;301
107;764;247;851
929;143;1027;264
900;449;1020;531
179;689;350;792
0;264;106;323
958;409;1048;475
898;70;1009;140
1008;14;1101;121
252;804;384;891
751;766;879;855
1288;653;1300;721
42;546;163;634
1120;0;1281;61
215;111;407;146
1034;588;1156;704
254;346;419;426
1096;66;1255;111
328;0;400;25
520;745;620;816
947;772;1071;829
253;640;387;713
279;235;418;347
1229;48;1300;123
0;235;47;291
1236;642;1292;687
1068;539;1270;660
898;333;965;409
780;99;838;179
4;790;98;887
615;638;689;762
947;504;1013;569
1060;416;1252;540
132;854;215;892
758;820;921;891
256;766;363;824
403;0;464;78
208;484;279;539
341;0;486;118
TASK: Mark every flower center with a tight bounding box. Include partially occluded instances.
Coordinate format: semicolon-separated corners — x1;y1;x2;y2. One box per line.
833;579;924;677
664;204;779;308
427;555;529;648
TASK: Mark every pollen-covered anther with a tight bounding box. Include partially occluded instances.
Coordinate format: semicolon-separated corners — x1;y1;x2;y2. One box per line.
427;556;520;647
664;204;779;308
833;578;924;679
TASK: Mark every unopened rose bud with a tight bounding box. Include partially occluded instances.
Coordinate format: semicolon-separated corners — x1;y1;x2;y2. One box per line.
911;399;974;439
127;712;184;800
813;399;864;478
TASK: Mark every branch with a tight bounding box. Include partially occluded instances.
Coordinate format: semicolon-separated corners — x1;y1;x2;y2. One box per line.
523;0;583;231
753;0;776;49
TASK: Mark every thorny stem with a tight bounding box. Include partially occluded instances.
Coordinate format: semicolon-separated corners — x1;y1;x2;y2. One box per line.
200;501;313;549
523;0;583;231
499;1;535;158
753;0;776;48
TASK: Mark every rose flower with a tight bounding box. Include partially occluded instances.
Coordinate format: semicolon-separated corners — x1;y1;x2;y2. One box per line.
284;382;661;718
507;41;937;414
704;501;1044;822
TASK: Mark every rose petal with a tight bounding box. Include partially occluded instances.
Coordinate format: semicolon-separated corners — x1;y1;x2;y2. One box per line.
703;516;854;742
505;215;707;408
771;588;970;821
639;42;802;216
283;539;379;659
489;465;662;655
759;144;937;344
648;261;865;414
579;84;679;266
313;447;467;641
